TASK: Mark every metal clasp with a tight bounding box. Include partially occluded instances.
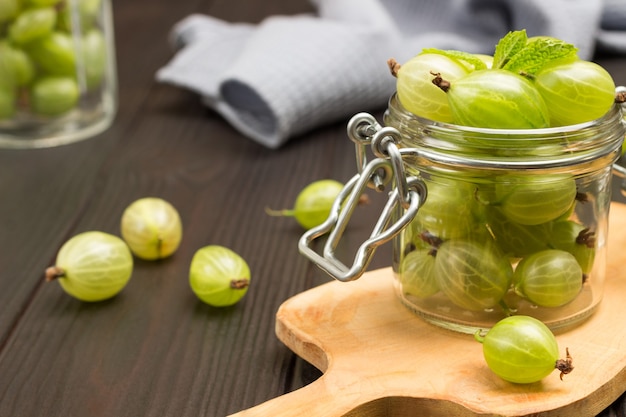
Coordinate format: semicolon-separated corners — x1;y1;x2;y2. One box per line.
613;85;626;195
298;113;427;282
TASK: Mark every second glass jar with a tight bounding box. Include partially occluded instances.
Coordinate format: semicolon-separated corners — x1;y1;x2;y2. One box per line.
0;0;117;148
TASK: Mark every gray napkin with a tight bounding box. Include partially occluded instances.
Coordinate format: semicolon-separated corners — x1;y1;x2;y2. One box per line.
156;0;626;149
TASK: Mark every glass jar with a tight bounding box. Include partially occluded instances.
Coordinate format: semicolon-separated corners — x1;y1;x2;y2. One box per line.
299;92;625;335
0;0;117;149
383;94;624;333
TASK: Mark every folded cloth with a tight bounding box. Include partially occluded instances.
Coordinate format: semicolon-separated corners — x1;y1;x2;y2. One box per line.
156;0;626;149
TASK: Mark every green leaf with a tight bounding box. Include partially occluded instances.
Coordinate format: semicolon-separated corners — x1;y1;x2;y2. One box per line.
503;38;578;76
492;30;528;69
420;48;488;71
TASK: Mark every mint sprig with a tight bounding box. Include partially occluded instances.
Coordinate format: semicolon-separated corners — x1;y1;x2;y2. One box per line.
492;30;579;76
492;30;528;70
503;37;578;76
420;48;488;71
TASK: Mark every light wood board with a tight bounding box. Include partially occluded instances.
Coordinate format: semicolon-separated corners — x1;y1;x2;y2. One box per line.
230;202;626;417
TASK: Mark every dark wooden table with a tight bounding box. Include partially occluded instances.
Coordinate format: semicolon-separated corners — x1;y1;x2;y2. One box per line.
1;1;626;416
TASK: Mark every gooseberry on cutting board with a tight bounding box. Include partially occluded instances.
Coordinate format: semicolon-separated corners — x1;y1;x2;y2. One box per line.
475;315;574;384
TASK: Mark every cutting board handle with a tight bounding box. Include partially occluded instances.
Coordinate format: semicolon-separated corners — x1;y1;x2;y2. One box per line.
227;375;360;417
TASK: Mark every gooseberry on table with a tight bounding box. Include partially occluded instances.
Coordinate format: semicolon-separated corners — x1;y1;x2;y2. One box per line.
189;245;251;307
265;179;347;230
120;197;183;260
45;231;133;302
475;315;574;384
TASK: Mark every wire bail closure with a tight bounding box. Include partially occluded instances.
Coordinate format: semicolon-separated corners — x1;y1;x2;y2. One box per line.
298;113;427;282
613;85;626;195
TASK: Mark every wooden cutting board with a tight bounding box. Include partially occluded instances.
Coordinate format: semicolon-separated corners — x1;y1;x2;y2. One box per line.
229;202;626;417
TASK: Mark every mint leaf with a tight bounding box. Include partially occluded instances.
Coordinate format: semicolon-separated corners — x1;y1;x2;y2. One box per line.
421;48;488;71
492;30;528;69
503;38;578;76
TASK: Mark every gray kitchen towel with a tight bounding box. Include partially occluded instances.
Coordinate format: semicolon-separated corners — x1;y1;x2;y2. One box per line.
156;0;626;149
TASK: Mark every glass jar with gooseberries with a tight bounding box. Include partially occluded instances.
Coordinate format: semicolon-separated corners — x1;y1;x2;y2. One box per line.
384;94;625;333
299;95;625;334
0;0;117;148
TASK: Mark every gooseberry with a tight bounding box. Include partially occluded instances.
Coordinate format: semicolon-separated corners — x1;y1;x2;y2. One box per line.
81;29;107;90
120;197;183;260
0;88;15;119
8;7;56;45
494;174;577;225
26;32;77;77
485;206;552;258
45;231;133;302
435;239;513;311
266;179;346;230
0;42;35;87
475;315;574;383
389;53;469;122
0;0;19;22
30;76;79;116
189;245;250;307
410;179;483;242
399;249;439;298
548;220;596;274
535;59;616;126
514;249;583;307
433;69;550;128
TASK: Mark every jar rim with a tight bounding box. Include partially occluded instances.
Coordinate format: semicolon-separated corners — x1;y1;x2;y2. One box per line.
384;93;625;168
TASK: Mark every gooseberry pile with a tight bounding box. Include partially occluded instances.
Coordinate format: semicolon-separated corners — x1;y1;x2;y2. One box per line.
0;0;108;119
392;31;620;330
389;30;618;128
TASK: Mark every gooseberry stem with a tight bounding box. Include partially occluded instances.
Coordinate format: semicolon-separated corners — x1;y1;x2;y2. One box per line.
499;299;514;316
556;347;574;380
418;231;444;249
431;72;451;92
264;208;296;218
576;228;596;248
45;266;65;281
230;279;250;290
474;329;487;343
387;58;401;77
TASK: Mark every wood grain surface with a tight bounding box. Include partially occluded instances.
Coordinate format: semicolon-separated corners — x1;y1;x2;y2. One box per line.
0;0;625;416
